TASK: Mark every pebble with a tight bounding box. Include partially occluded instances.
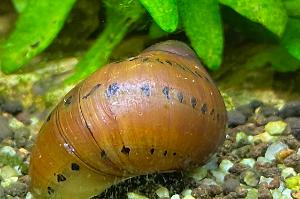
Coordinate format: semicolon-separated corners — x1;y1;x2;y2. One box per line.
258;182;272;199
15;111;32;125
211;169;226;184
187;167;208;182
279;101;300;118
245;188;258;199
283;153;300;172
292;190;300;199
0;165;19;180
285;117;300;140
242;170;259;187
155;187;169;198
222;174;240;194
236;104;255;118
276;149;295;162
127;192;149;199
255;162;280;178
253;132;276;143
0;146;16;156
1;100;23;115
13;127;30;148
227;110;247;128
235;131;251;146
248;142;269;158
229;163;248;175
235;186;248;198
249;100;263;110
170;194;180;199
192;184;222;198
282;167;297;179
219;159;234;173
260;105;279;117
265;142;288;161
5;181;28;197
265;121;287;135
285;174;300;191
281;134;300;150
0;116;13;142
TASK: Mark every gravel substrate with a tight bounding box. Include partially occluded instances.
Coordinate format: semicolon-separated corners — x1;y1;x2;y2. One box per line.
0;96;299;199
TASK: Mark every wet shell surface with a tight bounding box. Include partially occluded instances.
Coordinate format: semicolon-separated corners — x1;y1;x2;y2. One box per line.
29;40;227;199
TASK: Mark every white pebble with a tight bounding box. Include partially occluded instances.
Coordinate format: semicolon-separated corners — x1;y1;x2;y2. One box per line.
187;167;207;182
211;170;226;184
281;167;296;179
0;146;16;156
240;158;256;168
181;189;192;197
171;194;181;199
182;196;195;199
219;159;234;173
155;186;169;198
265;142;288;161
127;192;149;199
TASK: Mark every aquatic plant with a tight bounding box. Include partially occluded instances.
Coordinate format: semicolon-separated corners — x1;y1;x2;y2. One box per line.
0;0;300;84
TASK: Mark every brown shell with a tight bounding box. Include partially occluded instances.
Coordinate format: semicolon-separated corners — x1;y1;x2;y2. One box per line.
29;41;227;198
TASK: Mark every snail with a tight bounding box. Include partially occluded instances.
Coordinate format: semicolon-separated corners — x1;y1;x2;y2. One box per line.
29;40;227;199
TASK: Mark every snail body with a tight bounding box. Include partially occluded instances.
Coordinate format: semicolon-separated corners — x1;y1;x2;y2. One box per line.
29;41;227;199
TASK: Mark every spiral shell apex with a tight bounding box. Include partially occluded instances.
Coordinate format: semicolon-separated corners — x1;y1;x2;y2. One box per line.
29;40;227;199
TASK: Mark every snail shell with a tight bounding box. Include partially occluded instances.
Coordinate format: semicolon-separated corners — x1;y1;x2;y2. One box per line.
29;40;227;199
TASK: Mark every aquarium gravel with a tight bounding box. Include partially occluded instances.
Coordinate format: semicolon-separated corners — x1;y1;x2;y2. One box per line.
0;94;299;198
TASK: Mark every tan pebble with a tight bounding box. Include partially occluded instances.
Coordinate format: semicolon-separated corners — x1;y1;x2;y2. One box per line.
276;149;295;163
292;190;300;199
17;148;30;160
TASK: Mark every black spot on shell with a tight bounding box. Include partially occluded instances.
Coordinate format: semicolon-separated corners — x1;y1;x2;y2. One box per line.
162;86;170;99
57;174;66;182
121;146;130;155
155;58;164;64
150;148;154;155
165;60;173;66
210;108;215;116
163;150;168;156
191;96;197;108
64;96;73;106
141;84;150;97
201;103;208;114
177;92;184;103
46;113;51;122
71;163;80;171
100;150;106;158
82;83;101;99
106;83;119;98
47;187;54;195
173;152;177;156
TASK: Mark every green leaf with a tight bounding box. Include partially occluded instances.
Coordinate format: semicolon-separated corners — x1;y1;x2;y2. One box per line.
220;0;288;37
0;0;76;74
139;0;178;32
11;0;28;13
178;0;223;70
65;0;145;84
282;18;300;60
283;0;300;17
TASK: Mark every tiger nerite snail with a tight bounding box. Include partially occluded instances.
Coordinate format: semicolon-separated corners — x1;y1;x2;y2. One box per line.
29;40;227;199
